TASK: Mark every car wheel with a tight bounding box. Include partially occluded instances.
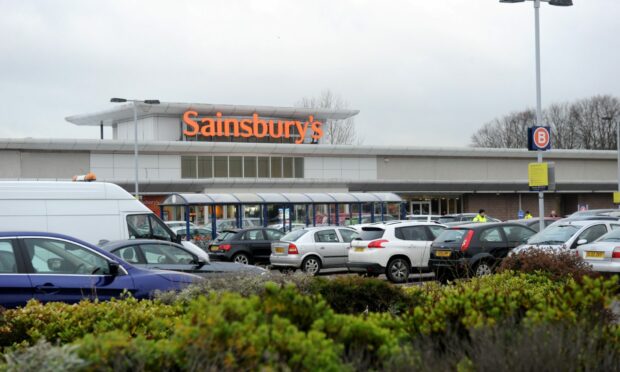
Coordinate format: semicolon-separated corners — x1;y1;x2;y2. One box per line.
301;256;321;276
473;261;493;277
386;258;410;283
232;253;251;265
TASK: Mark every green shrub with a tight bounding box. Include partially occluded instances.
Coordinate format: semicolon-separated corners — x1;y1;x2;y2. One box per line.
0;339;85;372
498;248;598;282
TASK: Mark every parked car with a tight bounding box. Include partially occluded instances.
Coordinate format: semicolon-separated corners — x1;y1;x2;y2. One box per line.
0;232;200;308
102;239;266;277
270;226;359;275
437;213;501;224
512;220;620;253
208;228;285;264
175;227;213;250
347;222;447;283
576;229;620;274
429;222;536;282
164;220;198;230
268;223;307;232
506;217;559;232
406;215;443;222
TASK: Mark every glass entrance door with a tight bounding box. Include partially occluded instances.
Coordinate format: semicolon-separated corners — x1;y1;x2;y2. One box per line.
410;201;432;215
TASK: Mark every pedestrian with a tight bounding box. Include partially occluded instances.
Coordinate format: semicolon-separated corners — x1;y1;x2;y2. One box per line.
472;209;487;223
550;210;558;218
524;210;533;219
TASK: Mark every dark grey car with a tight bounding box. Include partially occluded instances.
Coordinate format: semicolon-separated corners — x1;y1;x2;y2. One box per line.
101;239;266;277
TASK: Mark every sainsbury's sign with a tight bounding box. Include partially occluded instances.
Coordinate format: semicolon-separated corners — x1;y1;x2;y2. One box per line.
182;111;323;144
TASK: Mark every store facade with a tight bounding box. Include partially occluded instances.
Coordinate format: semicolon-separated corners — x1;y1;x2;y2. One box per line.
0;101;617;223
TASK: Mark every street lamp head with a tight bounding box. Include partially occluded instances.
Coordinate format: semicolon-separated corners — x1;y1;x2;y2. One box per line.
110;98;127;103
143;100;161;105
548;0;573;6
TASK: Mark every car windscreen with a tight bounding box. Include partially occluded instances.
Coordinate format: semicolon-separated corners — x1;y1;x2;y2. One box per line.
359;227;385;240
435;229;468;243
596;229;620;242
281;229;308;242
527;225;579;245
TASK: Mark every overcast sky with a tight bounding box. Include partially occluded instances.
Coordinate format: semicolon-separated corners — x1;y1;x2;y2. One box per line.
1;0;618;146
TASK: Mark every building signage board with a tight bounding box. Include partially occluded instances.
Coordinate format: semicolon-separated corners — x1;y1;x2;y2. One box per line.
182;111;324;144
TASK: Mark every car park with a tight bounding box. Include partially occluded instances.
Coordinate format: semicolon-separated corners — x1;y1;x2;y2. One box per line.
208;228;285;264
164;220;198;230
0;232;200;308
437;213;501;224
270;226;358;275
406;215;443;222
576;229;620;274
506;217;559;232
512;220;620;253
175;227;213;250
348;221;447;283
429;222;536;282
102;239;266;277
268;223;307;232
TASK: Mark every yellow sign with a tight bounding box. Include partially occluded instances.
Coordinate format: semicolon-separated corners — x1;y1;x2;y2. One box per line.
528;163;549;187
613;192;620;204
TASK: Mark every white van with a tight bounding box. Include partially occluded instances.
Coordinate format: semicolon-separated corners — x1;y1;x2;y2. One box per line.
0;181;204;256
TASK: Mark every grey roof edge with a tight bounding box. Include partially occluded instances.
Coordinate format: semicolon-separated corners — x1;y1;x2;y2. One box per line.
0;138;617;159
65;102;359;126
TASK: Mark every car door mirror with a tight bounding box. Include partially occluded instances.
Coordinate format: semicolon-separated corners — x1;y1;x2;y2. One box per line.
108;261;120;276
577;238;588;246
175;234;183;244
194;258;207;268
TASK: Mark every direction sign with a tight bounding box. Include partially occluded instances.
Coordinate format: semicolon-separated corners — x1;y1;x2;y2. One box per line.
527;126;551;151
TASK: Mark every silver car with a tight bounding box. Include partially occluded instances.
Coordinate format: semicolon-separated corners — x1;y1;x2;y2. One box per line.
270;226;359;275
576;228;620;274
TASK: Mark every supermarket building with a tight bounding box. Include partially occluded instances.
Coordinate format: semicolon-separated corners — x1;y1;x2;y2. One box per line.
0;101;618;222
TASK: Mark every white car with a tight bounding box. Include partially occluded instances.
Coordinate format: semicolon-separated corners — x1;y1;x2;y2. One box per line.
164;220;198;230
347;221;446;283
270;226;359;275
512;220;620;254
576;229;620;274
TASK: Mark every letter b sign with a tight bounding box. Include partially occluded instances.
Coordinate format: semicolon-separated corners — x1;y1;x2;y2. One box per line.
527;126;551;151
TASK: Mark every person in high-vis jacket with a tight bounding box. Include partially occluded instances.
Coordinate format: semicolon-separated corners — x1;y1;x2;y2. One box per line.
524;211;533;219
472;209;487;223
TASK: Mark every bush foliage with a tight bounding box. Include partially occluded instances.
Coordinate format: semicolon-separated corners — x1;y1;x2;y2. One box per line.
0;272;618;371
498;248;598;282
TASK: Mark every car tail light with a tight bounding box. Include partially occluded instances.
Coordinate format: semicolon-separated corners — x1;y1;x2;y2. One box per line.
288;243;299;255
219;244;232;251
460;230;475;252
368;239;389;248
613;247;620;259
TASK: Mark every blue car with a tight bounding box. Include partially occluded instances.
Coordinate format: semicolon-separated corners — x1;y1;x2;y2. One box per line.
0;232;201;308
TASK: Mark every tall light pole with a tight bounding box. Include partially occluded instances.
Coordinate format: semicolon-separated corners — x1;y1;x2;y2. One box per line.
110;98;160;198
602;116;619;207
500;0;573;231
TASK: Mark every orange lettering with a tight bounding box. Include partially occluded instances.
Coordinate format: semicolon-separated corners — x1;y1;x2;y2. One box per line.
224;118;238;136
253;114;268;138
240;119;253;138
269;120;284;138
216;112;223;136
201;118;216;137
311;120;323;141
182;111;200;136
294;121;309;144
284;121;295;138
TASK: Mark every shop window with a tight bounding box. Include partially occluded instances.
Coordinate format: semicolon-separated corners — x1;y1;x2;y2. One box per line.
294;158;304;178
214;156;228;178
197;156;212;178
271;157;282;178
283;157;294;178
181;156;197;179
244;157;257;178
229;156;242;177
258;157;269;178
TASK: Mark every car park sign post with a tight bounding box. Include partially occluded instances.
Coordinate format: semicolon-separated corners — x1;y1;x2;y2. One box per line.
528;126;551;151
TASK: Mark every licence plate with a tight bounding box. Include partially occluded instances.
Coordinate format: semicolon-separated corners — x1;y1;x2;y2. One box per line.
585;251;605;259
354;247;365;252
210;245;219;252
275;247;285;253
435;250;451;258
